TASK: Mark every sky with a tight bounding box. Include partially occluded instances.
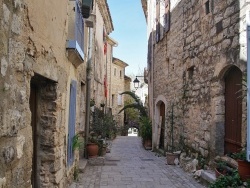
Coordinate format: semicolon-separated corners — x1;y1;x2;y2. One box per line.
107;0;147;77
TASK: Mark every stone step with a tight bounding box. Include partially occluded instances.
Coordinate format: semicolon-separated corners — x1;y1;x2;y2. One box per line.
79;158;88;173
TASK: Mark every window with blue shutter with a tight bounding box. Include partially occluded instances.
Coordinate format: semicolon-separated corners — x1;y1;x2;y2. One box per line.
67;80;77;166
164;0;170;33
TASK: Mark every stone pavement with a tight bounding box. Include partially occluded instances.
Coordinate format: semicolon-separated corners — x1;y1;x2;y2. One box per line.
71;136;206;188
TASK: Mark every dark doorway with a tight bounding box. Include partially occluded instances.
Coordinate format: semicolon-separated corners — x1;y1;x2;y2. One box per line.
159;102;165;149
30;80;39;188
224;66;242;154
29;74;57;187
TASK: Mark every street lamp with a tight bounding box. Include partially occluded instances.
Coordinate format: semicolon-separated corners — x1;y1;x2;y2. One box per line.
133;76;144;90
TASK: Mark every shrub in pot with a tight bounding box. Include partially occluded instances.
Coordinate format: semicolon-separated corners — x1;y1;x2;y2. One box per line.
86;132;99;158
232;149;250;181
139;116;152;149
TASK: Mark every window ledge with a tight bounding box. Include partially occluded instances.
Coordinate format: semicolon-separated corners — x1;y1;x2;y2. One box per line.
66;40;85;67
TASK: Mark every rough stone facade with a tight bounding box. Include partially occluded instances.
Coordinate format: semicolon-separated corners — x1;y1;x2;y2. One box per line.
0;0;113;187
143;0;250;162
91;0;113;107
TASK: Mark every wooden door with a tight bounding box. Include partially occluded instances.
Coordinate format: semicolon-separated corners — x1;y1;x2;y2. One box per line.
159;102;165;149
224;67;242;154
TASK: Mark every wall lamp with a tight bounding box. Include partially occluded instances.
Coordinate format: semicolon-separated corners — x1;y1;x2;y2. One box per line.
133;76;144;90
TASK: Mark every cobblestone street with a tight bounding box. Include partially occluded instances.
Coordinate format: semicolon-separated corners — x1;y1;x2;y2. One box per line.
71;136;206;188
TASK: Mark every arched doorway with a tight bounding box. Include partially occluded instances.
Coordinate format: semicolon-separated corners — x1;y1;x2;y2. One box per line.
159;102;165;149
224;66;242;154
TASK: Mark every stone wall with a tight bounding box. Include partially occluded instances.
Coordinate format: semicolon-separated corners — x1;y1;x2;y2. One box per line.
151;0;249;160
111;60;127;128
0;0;86;187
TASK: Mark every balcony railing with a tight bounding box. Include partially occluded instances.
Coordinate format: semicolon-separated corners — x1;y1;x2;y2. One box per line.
66;0;85;67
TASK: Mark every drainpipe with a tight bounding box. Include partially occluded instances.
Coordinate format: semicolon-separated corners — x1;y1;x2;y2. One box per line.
85;27;93;158
247;11;250;162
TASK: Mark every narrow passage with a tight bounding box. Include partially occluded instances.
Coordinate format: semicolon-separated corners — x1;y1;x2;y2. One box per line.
73;136;206;188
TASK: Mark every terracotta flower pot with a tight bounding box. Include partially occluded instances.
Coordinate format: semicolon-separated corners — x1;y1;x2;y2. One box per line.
86;143;99;158
144;139;152;150
215;168;226;178
238;160;250;181
166;152;180;165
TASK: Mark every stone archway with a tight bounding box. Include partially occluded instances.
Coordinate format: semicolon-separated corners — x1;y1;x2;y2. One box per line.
224;66;242;154
154;95;167;149
211;64;244;157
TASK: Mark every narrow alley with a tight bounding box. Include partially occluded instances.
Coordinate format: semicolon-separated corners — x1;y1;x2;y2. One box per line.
71;136;205;188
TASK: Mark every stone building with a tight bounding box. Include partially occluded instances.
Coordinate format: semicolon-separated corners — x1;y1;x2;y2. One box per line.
90;0;113;107
109;58;129;129
102;36;118;111
141;0;250;161
0;0;116;187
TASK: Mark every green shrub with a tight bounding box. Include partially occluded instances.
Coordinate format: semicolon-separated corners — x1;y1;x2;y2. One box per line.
209;170;243;188
139;116;152;141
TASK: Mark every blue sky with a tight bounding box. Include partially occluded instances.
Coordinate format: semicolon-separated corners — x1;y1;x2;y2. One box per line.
107;0;147;76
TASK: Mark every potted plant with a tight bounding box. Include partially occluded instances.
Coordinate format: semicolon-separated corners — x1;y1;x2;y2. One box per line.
100;102;105;108
209;170;243;188
232;149;250;181
91;108;117;139
139;116;152;150
165;103;181;165
86;131;99;158
97;139;108;156
90;98;95;107
72;133;84;151
214;160;231;178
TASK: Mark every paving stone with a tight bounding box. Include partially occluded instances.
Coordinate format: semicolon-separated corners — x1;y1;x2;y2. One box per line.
72;136;206;188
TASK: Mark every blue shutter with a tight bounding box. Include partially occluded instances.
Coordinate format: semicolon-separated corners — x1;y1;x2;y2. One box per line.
67;80;77;166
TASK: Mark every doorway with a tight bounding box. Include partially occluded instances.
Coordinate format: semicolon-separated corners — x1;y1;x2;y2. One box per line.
30;83;39;187
159;102;165;149
224;66;242;154
29;74;58;187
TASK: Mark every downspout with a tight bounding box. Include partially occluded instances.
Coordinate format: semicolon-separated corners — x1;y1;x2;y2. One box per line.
85;27;93;158
105;48;108;114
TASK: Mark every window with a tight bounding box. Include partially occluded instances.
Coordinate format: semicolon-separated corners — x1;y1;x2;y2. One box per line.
120;70;122;78
112;94;115;106
187;66;195;79
205;0;210;14
156;0;160;43
67;80;77;166
164;0;170;33
66;0;85;65
118;93;122;106
114;68;116;76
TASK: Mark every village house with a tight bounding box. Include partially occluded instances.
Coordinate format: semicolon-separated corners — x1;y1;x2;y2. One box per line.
0;0;121;187
0;0;91;187
109;58;129;129
89;4;130;136
141;0;249;164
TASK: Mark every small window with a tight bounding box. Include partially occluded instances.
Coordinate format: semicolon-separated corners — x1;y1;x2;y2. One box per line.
112;94;115;106
205;0;210;14
164;0;170;33
114;68;116;76
187;66;195;79
67;80;77;166
156;0;160;42
120;70;122;78
216;20;223;34
117;93;122;106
